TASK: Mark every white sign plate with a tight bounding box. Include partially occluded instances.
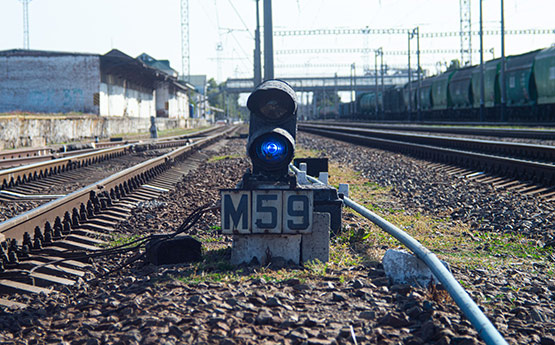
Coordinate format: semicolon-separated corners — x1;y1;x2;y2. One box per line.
220;189;313;234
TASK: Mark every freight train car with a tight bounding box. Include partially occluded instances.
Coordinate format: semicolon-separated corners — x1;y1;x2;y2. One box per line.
383;86;406;120
335;46;555;122
535;47;555;120
471;58;500;110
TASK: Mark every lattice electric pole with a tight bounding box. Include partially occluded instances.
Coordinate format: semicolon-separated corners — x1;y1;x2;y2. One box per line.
180;0;190;81
459;0;472;65
362;27;371;75
19;0;31;50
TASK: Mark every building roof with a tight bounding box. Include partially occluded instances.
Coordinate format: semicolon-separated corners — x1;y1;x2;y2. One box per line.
137;53;178;78
101;49;176;89
186;75;208;94
0;49;99;57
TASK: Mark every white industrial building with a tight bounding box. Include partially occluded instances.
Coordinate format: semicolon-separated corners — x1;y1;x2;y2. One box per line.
0;49;195;119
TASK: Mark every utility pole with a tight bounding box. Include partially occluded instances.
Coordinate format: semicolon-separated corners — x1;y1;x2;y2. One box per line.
500;0;506;122
263;0;274;80
19;0;31;49
375;50;379;116
479;0;485;122
380;53;385;120
253;0;262;86
180;0;190;81
312;91;317;119
416;27;422;122
352;63;356;117
334;73;338;119
407;31;412;121
349;64;353;115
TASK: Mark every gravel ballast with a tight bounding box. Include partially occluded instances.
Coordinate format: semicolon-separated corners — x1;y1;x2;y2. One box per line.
1;133;554;345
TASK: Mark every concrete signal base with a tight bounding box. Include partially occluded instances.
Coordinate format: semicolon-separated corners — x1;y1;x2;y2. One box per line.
231;212;330;266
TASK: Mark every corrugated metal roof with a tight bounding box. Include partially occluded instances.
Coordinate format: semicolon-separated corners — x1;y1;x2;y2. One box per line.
100;49;168;89
137;53;178;77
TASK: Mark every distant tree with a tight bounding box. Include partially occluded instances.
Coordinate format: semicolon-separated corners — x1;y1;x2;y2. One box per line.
446;59;461;71
206;78;244;120
315;92;341;118
206;78;222;109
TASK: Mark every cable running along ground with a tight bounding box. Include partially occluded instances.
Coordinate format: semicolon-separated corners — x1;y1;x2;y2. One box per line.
27;203;219;279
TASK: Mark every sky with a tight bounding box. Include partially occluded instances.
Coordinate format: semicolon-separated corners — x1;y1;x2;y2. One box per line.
1;0;554;84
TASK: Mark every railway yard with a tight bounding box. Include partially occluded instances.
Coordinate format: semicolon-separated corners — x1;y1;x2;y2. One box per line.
0;122;553;345
4;0;555;344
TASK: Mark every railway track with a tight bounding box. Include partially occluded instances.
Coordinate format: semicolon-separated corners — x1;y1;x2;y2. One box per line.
305;121;555;141
0;127;223;204
299;123;555;200
0;126;237;304
0;126;222;170
1;126;552;344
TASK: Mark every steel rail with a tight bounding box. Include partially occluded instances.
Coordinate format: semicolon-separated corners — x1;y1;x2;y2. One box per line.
122;126;223;145
159;125;223;140
0;155;55;170
0;125;219;162
0;145;132;189
0;126;237;244
299;125;555;186
0;147;52;160
0;148;115;170
289;164;509;345
305;121;555;140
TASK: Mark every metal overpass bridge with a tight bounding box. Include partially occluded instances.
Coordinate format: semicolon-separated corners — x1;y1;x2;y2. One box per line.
223;74;414;94
224;73;417;120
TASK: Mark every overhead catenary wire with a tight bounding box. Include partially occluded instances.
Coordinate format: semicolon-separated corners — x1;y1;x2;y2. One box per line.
226;0;254;39
198;0;253;75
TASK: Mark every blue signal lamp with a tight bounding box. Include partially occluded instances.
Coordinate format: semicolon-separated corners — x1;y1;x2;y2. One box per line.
246;80;298;177
258;136;286;162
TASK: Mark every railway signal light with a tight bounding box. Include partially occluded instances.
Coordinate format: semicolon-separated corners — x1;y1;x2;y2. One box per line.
221;79;340;266
246;80;298;177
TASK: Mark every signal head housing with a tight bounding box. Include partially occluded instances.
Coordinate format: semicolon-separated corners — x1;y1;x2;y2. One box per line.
246;80;298;177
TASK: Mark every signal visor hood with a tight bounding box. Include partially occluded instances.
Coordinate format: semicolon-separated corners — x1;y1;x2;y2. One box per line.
247;80;298;121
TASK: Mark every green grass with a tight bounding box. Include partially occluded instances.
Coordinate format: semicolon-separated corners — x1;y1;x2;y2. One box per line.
294;147;324;159
108;126;210;140
154;243;352;286
319;150;555;274
208;154;243;162
105;234;146;248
